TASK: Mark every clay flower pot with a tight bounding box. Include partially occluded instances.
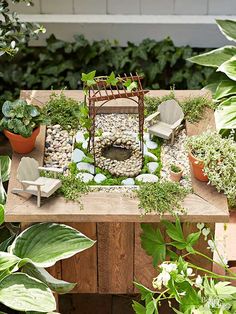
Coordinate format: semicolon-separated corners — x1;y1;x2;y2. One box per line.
4;127;40;154
170;165;183;182
188;151;208;182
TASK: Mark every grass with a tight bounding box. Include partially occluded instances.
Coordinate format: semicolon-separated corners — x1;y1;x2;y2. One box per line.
144;92;215;124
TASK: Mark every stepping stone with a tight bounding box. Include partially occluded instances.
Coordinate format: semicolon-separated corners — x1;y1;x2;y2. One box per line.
72;149;85;163
144;151;158;161
147;162;159;173
76;131;85;143
76;162;95;174
76;173;94;183
136;174;159;183
122;178;135;185
94;173;107;183
146;140;158;150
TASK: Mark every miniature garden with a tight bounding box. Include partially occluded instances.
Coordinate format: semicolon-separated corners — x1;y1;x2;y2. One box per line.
0;2;236;313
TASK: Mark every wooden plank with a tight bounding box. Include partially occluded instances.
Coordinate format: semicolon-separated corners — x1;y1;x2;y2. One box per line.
61;222;97;293
134;223;159;290
97;222;134;293
6;192;228;223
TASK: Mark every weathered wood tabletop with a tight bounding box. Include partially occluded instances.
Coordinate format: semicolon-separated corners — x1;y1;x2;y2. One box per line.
5;90;228;223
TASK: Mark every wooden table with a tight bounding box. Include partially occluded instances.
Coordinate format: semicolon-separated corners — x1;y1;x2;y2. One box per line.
5;90;229;294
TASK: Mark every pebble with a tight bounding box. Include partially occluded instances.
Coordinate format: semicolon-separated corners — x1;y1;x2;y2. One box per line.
136;174;159;183
147;162;159;174
94;173;107;183
76;162;95;174
122;178;135;185
72;148;85;163
76;173;94;183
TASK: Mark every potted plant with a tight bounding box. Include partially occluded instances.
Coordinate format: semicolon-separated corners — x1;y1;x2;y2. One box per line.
169;164;183;182
185;132;209;182
185;131;236;203
0;99;48;154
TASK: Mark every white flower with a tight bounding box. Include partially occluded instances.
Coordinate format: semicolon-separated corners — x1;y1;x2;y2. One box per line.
161;262;177;273
197;223;204;230
195;275;203;287
153;271;171;289
207;239;215;252
202;227;210;240
186;267;193;276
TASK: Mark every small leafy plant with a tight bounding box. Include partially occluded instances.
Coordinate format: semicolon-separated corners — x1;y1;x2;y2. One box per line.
0;222;95;313
133;219;236;314
0;99;47;137
170;164;181;173
43;92;85;131
136;180;190;216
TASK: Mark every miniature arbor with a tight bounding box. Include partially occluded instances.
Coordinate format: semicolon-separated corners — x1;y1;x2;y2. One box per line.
87;73;149;176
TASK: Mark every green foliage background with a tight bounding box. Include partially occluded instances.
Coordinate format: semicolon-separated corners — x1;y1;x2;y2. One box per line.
0;34;214;103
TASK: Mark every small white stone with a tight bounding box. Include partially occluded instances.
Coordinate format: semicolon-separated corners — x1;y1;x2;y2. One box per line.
122;178;135;185
146;140;158;149
77;162;95;174
144;133;150;141
147;162;159;173
136;174;159;183
76;173;94;183
94;173;107;183
72;149;85;163
82;141;88;150
76;131;85;143
144;151;158;161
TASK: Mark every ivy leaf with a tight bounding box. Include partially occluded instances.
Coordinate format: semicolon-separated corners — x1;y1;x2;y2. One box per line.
106;72;118;86
141;224;166;267
123;78;138;91
81;70;96;87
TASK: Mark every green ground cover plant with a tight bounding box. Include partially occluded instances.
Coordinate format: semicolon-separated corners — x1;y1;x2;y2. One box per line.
170;164;182;173
144;93;214;123
136;180;190;216
0;35;214;104
133;219;236;313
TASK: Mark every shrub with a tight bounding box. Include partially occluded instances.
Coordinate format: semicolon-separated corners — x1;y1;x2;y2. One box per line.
0;35;214;104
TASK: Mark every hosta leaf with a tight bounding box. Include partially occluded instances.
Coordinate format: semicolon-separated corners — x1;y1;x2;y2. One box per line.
0;156;11;182
0;181;6;205
22;263;76;294
215;96;236;131
141;224;166;267
216;19;236;42
187;46;236;67
217;57;236;81
214;80;236;100
0;273;56;312
0;252;20;271
10;223;95;267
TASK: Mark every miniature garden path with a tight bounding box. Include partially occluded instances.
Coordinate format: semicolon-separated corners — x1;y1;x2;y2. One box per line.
5;90;229;295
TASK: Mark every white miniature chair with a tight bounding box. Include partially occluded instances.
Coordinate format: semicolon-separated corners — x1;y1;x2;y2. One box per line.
145;99;184;145
12;157;63;207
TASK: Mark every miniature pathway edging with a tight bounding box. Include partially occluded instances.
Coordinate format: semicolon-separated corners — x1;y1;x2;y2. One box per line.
5;90;229;223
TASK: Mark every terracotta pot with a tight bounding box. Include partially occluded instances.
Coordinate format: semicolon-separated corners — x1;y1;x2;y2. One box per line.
188;151;208;182
170;165;183;182
4;127;40;154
